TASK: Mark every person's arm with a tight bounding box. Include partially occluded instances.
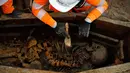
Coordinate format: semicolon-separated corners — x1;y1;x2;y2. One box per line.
85;0;108;23
32;0;57;28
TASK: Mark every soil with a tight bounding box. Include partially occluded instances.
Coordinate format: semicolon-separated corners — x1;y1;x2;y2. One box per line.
105;0;130;22
97;0;130;27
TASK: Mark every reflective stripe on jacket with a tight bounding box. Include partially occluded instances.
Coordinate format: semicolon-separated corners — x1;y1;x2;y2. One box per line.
32;0;108;28
32;0;57;28
1;0;14;14
0;0;8;6
85;0;108;23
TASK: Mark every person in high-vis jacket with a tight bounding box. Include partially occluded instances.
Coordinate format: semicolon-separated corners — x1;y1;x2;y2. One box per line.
0;0;20;18
32;0;108;37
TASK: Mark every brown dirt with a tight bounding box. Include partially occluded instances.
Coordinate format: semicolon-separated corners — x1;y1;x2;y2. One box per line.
104;0;130;22
97;0;130;27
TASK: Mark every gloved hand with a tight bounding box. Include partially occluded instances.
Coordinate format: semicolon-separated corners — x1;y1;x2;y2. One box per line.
6;10;21;18
78;22;91;37
54;22;66;37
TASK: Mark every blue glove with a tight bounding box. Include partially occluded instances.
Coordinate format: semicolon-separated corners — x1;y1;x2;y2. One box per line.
78;22;91;37
6;10;21;18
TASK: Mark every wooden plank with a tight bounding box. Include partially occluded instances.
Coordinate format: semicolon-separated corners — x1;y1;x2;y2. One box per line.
91;19;130;39
0;65;62;73
78;63;130;73
0;12;130;40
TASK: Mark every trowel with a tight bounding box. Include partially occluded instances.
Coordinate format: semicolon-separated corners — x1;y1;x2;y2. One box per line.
64;23;72;47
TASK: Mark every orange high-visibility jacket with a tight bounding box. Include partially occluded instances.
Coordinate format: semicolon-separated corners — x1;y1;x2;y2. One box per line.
0;0;14;14
32;0;108;28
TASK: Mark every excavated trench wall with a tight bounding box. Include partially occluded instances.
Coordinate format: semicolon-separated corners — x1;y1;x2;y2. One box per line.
105;0;130;22
98;0;130;27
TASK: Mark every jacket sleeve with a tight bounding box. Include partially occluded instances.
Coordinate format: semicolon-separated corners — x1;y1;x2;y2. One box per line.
85;0;108;23
32;0;57;28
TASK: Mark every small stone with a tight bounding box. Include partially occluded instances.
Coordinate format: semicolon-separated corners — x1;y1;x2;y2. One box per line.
30;60;42;69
